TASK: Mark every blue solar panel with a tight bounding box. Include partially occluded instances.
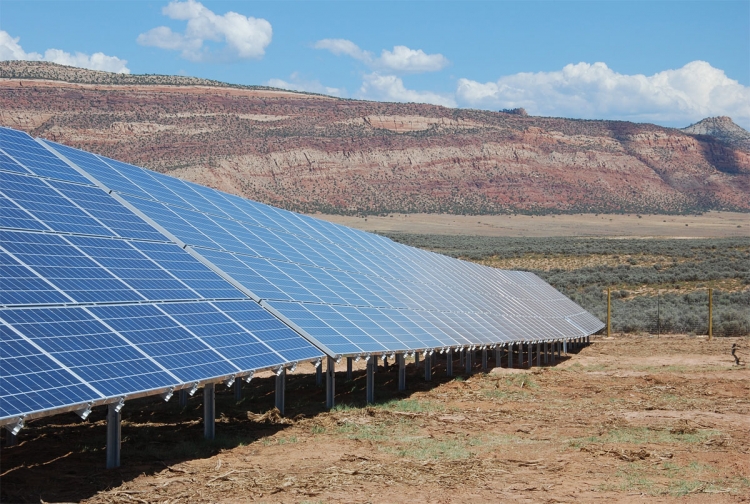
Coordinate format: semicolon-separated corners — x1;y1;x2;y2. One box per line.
1;307;178;397
0;322;98;418
0;127;92;185
88;303;240;382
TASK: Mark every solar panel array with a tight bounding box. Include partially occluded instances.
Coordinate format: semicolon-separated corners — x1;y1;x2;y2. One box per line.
0;127;322;423
0;125;603;425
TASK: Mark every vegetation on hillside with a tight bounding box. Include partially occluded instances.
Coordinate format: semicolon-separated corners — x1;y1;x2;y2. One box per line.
382;234;750;336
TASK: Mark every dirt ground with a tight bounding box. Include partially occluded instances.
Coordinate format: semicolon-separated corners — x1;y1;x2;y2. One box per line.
317;212;750;238
1;334;748;503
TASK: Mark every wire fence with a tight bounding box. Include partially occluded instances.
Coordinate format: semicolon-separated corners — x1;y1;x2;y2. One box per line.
591;288;749;337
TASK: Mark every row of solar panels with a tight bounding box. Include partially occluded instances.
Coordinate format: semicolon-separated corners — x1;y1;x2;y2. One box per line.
0;125;603;424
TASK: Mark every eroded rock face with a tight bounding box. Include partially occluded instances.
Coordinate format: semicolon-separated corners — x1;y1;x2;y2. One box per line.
1;61;748;215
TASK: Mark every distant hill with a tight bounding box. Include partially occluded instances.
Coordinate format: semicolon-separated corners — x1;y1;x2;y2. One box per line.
1;60;748;215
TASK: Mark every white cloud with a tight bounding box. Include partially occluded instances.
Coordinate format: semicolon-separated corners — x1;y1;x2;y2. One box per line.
266;73;345;97
359;73;456;107
456;61;750;127
314;39;448;74
137;0;272;62
0;30;130;73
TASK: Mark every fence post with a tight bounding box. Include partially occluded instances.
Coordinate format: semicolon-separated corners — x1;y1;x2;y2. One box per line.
606;287;611;337
657;290;660;338
708;288;713;341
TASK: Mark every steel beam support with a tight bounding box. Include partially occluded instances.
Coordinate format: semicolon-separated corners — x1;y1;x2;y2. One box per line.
563;339;568;355
398;354;406;391
106;402;121;469
366;358;375;404
234;379;242;401
179;388;188;408
325;356;335;410
275;368;286;416
446;349;453;377
495;347;501;367
482;348;488;371
347;357;353;381
373;355;378;373
414;352;419;368
316;363;323;387
508;343;514;368
424;353;432;381
204;382;215;440
465;348;473;374
535;342;541;367
544;341;549;365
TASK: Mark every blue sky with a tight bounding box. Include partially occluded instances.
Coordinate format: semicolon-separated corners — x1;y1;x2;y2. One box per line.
1;1;748;127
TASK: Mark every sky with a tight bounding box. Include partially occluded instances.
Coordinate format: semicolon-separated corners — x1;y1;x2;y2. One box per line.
1;0;748;128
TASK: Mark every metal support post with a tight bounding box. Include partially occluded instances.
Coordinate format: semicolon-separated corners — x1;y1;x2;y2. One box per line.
526;343;531;368
347;357;353;381
534;342;540;366
204;382;215;440
446;348;453;377
607;287;611;337
325;356;335;410
708;287;713;340
465;348;472;374
275;368;286;416
557;341;561;358
316;362;323;387
398;354;406;391
544;341;549;365
373;355;378;372
106;402;121;469
366;358;375;404
234;378;242;401
508;343;514;368
563;339;568;355
482;348;488;372
179;388;188;408
414;352;419;368
495;347;501;367
424;352;432;381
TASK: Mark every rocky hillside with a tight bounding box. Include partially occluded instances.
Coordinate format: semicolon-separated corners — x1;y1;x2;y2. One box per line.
1;61;748;215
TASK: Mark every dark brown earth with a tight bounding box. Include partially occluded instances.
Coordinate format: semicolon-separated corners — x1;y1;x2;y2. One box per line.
1;61;749;216
2;334;748;503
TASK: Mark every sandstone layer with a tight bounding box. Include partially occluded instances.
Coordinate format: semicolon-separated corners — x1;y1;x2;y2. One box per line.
1;61;748;215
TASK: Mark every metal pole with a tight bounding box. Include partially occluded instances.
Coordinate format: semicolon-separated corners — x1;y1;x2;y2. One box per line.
495;347;501;367
106;402;121;469
234;378;242;401
482;348;488;371
563;339;568;355
607;287;611;337
657;290;660;338
465;348;472;374
414;352;419;369
446;348;453;377
275;368;286;416
398;354;406;391
508;343;514;368
204;383;215;440
708;287;713;341
535;342;541;366
373;355;378;373
347;357;353;381
316;362;323;387
325;356;335;410
366;358;375;404
424;352;432;381
544;341;548;364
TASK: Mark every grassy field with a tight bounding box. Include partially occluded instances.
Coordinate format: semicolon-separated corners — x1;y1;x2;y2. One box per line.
382;234;750;336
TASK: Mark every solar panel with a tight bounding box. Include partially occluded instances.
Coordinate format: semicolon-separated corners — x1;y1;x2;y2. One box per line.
1;127;324;425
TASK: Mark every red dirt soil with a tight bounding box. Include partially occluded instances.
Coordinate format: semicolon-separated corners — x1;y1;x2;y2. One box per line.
1;334;748;503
